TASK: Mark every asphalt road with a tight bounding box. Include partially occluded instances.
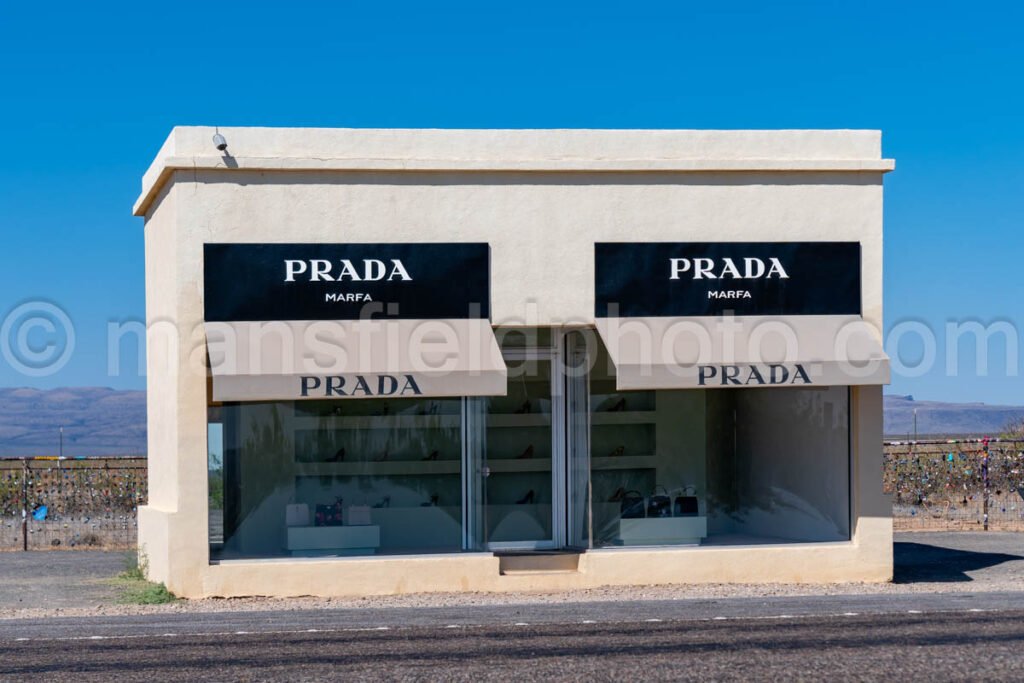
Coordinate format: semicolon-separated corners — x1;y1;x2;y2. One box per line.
2;608;1023;681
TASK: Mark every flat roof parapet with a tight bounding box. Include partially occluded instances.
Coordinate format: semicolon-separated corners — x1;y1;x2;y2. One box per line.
134;127;894;216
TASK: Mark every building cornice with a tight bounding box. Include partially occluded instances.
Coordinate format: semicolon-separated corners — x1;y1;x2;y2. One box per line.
133;128;895;216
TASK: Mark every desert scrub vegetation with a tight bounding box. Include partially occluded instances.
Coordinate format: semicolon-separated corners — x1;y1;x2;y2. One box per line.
113;549;177;605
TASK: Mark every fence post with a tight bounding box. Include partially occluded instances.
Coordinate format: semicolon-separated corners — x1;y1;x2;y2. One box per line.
982;438;990;531
21;458;28;552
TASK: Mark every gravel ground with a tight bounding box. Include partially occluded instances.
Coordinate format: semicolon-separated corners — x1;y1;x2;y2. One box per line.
1;531;1021;620
0;551;124;614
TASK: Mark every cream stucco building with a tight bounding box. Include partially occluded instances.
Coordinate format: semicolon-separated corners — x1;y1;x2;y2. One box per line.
134;127;894;598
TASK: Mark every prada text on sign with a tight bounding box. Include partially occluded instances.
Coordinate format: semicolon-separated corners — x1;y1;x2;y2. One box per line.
697;364;812;386
299;374;424;398
204;242;491;321
595;242;861;317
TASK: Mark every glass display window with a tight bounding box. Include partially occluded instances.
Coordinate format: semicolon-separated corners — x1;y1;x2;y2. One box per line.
209;397;464;560
208;327;852;562
569;331;851;549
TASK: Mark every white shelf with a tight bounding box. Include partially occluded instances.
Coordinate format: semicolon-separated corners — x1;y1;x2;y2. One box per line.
618;516;707;545
487;458;553;474
591;411;656;426
487;414;551;428
486;503;552;513
366;505;461;513
295;461;460;476
591;455;657;471
293;414;461;430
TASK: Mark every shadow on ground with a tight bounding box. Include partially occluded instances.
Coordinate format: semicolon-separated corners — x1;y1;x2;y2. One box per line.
894;541;1024;583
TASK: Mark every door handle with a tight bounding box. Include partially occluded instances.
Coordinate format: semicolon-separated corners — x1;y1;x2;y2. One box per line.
481;466;491;478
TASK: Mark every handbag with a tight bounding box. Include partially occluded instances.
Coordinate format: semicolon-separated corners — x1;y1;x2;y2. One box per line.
311;501;344;528
674;485;699;517
315;498;344;527
620;490;645;519
647;485;672;518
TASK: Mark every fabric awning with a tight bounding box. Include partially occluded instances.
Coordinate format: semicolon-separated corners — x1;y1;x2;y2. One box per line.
595;315;889;390
206;319;507;401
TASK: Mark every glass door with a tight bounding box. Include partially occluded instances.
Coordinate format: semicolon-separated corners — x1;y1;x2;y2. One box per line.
566;330;592;549
484;354;557;549
466;329;565;551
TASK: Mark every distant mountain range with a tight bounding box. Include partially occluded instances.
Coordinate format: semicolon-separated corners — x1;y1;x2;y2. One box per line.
0;387;1021;456
0;387;146;456
883;394;1024;438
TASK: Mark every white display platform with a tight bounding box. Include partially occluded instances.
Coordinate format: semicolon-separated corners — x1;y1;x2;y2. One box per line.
617;517;707;546
286;525;381;556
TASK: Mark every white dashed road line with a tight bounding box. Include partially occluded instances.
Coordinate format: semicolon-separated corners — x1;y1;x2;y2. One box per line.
0;607;1007;644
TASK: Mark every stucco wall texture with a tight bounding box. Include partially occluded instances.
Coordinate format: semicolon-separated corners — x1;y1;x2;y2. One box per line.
135;128;893;597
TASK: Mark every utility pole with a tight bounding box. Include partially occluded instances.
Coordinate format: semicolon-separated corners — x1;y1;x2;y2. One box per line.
59;426;63;459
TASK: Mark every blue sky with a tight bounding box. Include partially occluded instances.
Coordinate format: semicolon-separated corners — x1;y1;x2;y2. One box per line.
0;1;1021;404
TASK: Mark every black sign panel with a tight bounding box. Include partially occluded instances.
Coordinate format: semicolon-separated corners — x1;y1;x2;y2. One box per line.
595;242;861;317
204;243;490;321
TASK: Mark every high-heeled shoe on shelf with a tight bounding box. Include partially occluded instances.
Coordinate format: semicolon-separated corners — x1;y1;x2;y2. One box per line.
420;494;440;507
608;445;625;458
514;399;531;414
516;444;535;460
607;486;626;503
374;448;389;462
515;490;536;505
372;496;391;508
608;397;626;412
418;402;440;416
329;447;346;462
422;449;440;461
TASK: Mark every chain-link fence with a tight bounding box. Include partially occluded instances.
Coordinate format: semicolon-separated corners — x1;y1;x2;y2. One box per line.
0;457;146;550
884;439;1024;531
1;444;1022;550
